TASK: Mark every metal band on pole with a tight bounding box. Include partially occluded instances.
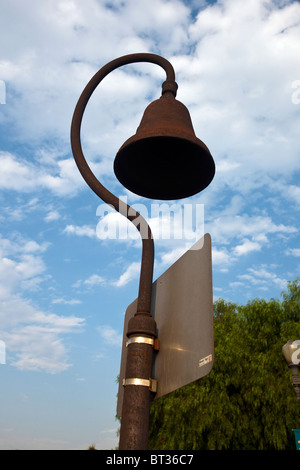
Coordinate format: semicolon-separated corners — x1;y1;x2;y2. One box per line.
123;378;158;393
126;336;159;350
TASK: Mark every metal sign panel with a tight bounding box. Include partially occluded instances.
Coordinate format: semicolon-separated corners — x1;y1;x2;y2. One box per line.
117;233;214;418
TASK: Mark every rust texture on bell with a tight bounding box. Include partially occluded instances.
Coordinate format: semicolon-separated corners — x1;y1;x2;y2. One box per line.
114;88;215;200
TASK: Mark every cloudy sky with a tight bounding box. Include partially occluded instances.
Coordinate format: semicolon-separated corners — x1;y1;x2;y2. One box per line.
0;0;299;450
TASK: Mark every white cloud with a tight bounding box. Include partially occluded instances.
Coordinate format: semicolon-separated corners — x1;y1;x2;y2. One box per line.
0;152;84;196
5;324;76;373
63;224;96;238
52;298;82;305
83;274;106;287
0;294;85;373
281;184;300;207
208;214;296;245
229;281;244;289
159;245;188;266
0;235;84;373
238;265;288;291
44;210;61;222
1;197;41;222
72;274;106;291
233;239;262;256
212;247;231;266
98;325;122;347
112;261;140;287
23;240;50;253
0;152;37;192
0;250;46;296
285;248;300;257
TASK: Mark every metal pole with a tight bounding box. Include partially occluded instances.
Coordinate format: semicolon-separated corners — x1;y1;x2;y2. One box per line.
289;365;300;400
70;54;177;449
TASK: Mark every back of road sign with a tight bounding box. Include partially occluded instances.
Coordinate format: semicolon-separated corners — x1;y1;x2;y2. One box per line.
117;233;214;418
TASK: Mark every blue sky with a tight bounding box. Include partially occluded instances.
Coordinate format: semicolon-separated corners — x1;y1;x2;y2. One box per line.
0;0;300;450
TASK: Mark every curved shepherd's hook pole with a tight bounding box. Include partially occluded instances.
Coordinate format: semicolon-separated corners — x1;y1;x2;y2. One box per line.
71;53;177;315
70;53;178;450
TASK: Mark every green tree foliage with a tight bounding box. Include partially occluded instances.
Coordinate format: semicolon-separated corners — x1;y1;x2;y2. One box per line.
148;279;300;450
87;444;97;450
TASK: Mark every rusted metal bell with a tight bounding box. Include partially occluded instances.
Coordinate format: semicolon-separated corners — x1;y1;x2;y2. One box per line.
114;91;215;200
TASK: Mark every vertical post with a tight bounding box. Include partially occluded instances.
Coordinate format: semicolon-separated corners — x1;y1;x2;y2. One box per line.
119;231;156;450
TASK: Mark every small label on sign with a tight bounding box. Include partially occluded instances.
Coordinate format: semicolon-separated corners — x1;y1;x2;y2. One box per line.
199;354;212;368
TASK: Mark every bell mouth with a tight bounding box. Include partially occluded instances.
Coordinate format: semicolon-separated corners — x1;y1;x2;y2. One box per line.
114;135;215;200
